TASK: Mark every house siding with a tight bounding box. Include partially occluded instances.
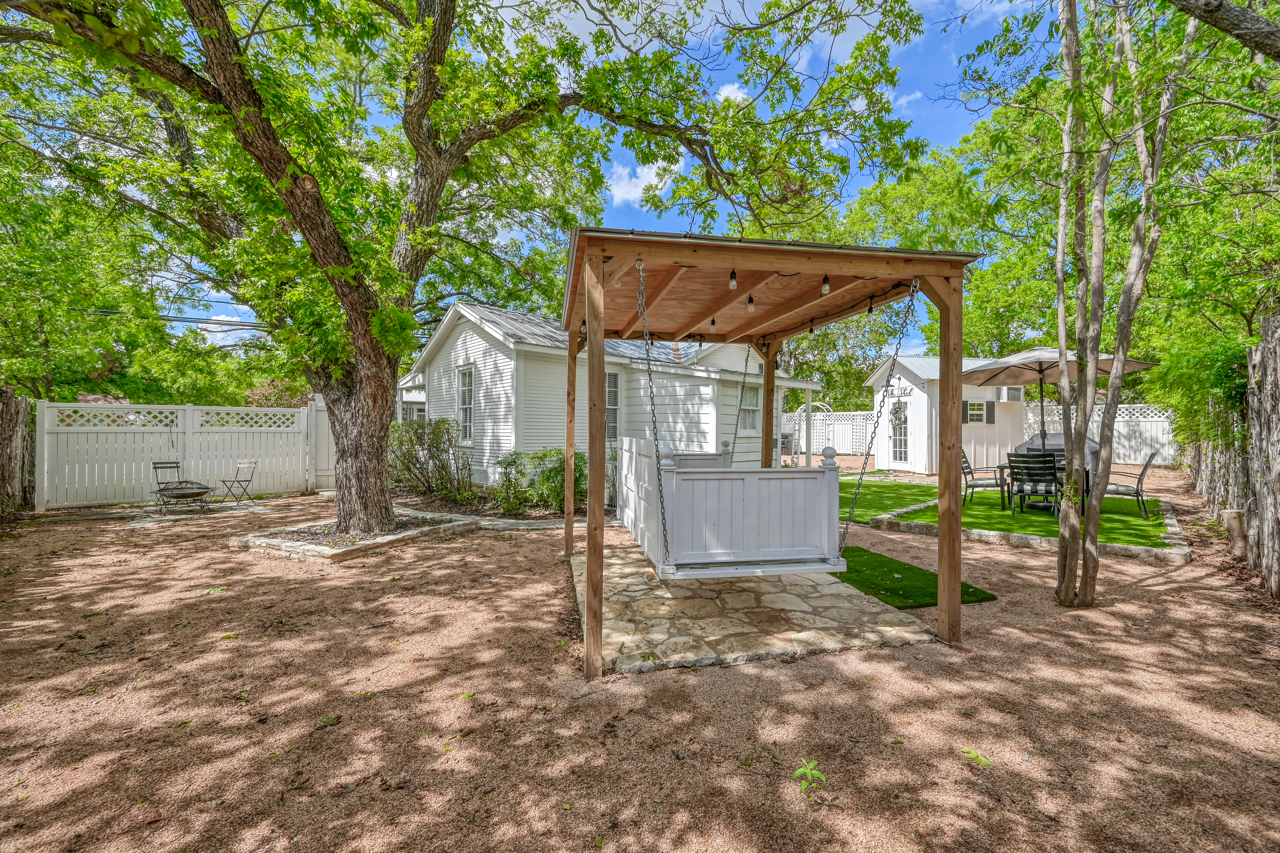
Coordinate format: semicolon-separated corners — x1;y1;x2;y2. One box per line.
622;366;716;452
688;343;764;374
516;351;632;452
424;324;514;485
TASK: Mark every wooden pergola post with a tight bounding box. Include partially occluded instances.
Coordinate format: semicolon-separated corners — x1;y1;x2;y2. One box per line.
564;333;584;558
583;255;606;678
755;342;776;468
924;275;964;644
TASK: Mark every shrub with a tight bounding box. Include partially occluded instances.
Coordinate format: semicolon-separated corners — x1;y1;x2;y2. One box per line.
526;448;587;512
388;418;473;499
494;450;529;514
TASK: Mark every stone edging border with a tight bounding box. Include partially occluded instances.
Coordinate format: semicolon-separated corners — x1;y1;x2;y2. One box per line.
230;507;479;563
868;496;1192;566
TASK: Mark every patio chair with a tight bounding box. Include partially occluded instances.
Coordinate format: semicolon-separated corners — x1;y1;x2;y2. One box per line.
219;460;258;505
1006;452;1061;517
151;461;214;514
961;449;1004;509
1104;450;1158;518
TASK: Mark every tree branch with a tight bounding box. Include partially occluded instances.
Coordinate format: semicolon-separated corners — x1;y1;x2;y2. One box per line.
1163;0;1280;64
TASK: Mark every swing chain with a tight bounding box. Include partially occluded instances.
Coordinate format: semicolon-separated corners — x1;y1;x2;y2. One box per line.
840;278;921;550
636;260;670;565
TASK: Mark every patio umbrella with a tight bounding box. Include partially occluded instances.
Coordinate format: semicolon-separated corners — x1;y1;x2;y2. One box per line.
961;346;1156;450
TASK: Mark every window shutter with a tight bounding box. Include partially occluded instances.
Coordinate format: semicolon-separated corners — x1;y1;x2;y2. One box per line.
961;399;969;425
986;400;996;424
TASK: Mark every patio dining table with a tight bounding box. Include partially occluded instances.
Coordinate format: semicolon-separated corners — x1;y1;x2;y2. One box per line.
999;436;1100;511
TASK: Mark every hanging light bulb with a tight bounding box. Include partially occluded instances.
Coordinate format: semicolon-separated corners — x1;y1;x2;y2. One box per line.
729;269;737;290
710;317;717;332
867;296;874;315
809;320;814;335
821;274;830;295
747;294;755;313
580;319;586;334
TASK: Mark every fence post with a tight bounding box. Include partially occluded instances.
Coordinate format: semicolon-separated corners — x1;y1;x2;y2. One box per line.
32;400;47;513
183;403;195;470
298;404;311;494
306;400;317;493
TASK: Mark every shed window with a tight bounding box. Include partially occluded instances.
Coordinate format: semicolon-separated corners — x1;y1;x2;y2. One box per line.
606;372;619;441
1004;386;1024;402
967;401;986;423
739;385;760;432
458;367;474;443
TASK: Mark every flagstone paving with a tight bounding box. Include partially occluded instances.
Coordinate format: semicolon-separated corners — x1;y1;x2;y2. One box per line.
570;547;935;673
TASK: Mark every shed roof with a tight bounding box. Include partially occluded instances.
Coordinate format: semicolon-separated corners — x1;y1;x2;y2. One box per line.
865;356;994;386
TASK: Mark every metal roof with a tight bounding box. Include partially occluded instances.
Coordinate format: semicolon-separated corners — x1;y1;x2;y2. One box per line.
866;356;995;385
462;303;680;362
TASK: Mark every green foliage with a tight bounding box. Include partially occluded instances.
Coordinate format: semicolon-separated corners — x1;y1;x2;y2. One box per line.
960;748;991;767
387;419;473;499
791;760;826;800
1145;335;1254;449
493;450;530;515
525;448;587;513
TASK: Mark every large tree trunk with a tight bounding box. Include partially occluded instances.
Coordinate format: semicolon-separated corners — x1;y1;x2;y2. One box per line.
311;363;400;532
0;387;34;518
1247;317;1280;598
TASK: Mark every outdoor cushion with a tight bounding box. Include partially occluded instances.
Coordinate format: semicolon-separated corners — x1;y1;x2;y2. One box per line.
1106;483;1139;495
967;477;1001;488
1011;481;1057;495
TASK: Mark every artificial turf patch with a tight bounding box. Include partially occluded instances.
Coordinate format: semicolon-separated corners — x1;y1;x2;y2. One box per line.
838;480;939;524
895;488;1170;549
832;547;998;610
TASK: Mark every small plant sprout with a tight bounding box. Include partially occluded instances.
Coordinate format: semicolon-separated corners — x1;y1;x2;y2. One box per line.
792;760;826;800
961;747;992;767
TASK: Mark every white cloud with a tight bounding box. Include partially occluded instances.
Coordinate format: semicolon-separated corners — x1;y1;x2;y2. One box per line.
894;90;924;109
198;314;253;346
715;82;749;102
607;159;681;207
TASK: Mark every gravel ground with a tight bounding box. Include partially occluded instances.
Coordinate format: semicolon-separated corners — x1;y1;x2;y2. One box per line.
1;468;1278;853
269;516;456;548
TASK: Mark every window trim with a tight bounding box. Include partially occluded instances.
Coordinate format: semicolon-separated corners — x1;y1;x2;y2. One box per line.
738;384;762;434
605;371;619;442
457;365;475;445
965;400;986;424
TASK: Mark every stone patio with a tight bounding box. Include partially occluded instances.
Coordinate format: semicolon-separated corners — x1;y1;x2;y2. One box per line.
570;548;935;674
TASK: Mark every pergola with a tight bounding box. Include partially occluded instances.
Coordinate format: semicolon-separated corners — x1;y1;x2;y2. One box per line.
560;228;979;677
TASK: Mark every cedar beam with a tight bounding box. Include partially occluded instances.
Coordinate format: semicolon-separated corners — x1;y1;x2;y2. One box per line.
931;274;964;644
761;283;912;343
618;266;687;338
584;255;606;678
724;276;863;343
672;272;779;340
564;333;583;558
588;240;963;280
756;342;776;468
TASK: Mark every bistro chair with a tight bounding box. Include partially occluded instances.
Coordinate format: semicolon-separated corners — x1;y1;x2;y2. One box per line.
1104;451;1158;518
961;449;1005;509
151;461;214;514
1006;452;1062;517
219;460;258;505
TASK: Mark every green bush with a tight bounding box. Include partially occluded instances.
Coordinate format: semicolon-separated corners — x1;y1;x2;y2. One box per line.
388;418;473;499
526;448;587;512
494;450;529;515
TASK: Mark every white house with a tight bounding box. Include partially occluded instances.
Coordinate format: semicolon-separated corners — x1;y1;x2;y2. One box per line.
864;356;1026;475
396;303;820;484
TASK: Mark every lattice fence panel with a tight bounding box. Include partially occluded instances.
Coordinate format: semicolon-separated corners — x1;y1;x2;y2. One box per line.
55;407;178;429
1024;404;1176;465
200;409;299;430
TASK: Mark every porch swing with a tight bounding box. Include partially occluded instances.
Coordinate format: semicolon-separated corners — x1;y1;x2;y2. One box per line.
616;260;923;580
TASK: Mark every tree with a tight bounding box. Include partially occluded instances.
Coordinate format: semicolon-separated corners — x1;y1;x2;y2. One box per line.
1161;0;1280;64
1;0;925;531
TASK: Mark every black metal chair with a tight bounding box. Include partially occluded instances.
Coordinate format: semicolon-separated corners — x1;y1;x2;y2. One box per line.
219;460;258;505
1104;451;1158;518
961;449;1005;508
152;461;214;514
1006;452;1061;517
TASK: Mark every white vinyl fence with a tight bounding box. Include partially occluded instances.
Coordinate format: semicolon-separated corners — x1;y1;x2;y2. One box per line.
34;401;328;510
783;410;875;455
1026;404;1177;465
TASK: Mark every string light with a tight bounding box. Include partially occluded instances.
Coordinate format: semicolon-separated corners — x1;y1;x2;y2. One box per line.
580;320;586;333
710;317;716;332
809;320;814;334
747;295;755;313
867;296;874;315
729;269;737;290
821;274;830;295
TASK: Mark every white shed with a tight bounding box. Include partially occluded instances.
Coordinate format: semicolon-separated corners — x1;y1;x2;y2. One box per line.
864;356;1026;475
396;303;820;484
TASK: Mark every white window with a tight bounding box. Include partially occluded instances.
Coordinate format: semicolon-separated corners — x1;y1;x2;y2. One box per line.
606;372;619;441
891;402;908;462
1003;386;1024;402
967;401;986;423
739;385;760;432
457;367;474;443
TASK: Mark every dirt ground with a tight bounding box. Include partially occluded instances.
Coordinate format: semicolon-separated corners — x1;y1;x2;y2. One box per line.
2;467;1278;853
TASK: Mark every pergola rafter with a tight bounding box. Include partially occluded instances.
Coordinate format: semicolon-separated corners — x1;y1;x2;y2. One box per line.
560;228;978;677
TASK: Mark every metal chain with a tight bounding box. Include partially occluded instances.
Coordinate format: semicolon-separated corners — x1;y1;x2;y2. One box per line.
840;278;921;550
635;261;670;564
729;342;752;461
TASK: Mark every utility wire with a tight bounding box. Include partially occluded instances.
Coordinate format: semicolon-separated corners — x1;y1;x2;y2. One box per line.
73;307;268;331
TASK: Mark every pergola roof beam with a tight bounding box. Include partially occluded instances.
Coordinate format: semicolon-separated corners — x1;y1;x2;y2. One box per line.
672;271;779;341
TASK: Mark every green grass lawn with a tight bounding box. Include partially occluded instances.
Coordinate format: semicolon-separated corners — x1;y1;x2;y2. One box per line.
896;488;1169;549
832;547;997;609
838;480;938;524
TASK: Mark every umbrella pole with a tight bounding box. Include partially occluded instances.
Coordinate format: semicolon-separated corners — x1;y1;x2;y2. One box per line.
1039;372;1047;450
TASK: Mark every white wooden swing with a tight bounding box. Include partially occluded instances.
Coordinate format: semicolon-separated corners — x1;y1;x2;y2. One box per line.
615;259;922;580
